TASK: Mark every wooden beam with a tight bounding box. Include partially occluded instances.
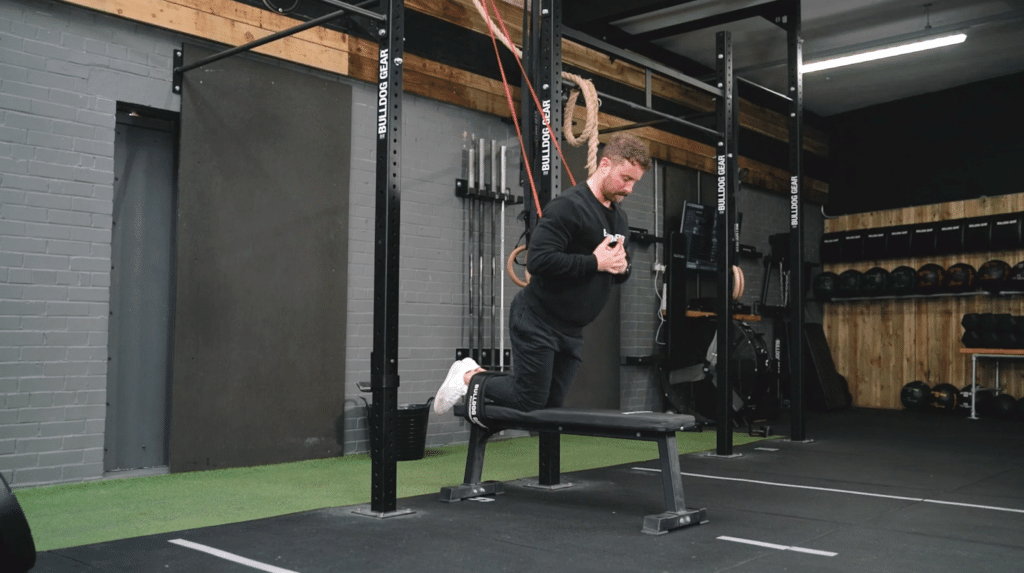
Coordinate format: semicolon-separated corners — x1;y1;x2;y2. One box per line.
63;0;351;76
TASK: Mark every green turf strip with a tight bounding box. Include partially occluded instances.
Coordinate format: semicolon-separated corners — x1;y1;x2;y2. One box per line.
17;432;771;551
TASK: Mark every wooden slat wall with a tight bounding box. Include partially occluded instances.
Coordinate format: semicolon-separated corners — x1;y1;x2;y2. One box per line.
57;0;828;199
823;194;1024;409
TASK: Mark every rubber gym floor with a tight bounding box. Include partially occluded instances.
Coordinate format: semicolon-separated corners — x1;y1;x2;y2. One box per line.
30;407;1024;573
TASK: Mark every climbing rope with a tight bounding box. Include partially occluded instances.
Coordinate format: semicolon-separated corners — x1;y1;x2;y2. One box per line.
474;0;604;285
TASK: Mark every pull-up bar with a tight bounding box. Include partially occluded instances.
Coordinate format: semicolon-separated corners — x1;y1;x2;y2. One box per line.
563;79;721;142
173;1;383;77
563;27;724;99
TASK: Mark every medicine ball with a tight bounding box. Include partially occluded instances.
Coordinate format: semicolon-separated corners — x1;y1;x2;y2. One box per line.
812;272;839;301
915;263;947;295
1005;261;1024;293
1013;395;1024;421
977;260;1011;293
900;380;930;411
890;266;917;296
990;393;1017;419
836;269;863;298
927;383;959;412
860;267;892;297
944;263;977;293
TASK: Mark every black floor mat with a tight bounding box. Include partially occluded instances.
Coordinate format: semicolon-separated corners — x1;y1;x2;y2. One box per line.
33;408;1024;573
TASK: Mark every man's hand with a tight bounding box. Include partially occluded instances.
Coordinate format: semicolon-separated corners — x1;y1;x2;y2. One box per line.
594;235;628;275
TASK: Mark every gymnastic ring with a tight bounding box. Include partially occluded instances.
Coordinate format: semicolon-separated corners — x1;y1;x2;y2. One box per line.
732;265;744;301
507;245;531;287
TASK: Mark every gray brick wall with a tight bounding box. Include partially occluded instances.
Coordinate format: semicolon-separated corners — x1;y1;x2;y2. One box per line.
1;0;824;486
1;0;183;486
619;161;663;412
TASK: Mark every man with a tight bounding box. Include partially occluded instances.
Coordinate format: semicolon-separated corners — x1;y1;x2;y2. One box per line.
435;133;650;415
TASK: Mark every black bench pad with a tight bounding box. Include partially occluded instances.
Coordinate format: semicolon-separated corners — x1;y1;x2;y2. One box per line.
456;405;699;434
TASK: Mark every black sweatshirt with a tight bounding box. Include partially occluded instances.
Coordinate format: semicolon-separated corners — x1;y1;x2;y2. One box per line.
522;181;631;334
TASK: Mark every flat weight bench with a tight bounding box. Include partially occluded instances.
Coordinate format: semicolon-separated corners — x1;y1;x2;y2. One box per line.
439;404;708;535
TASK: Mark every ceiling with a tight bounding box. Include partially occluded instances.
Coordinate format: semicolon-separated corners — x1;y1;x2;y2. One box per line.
562;0;1024;117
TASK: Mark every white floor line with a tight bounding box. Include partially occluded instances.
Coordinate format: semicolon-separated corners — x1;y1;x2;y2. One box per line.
632;467;1024;514
717;535;838;557
169;539;299;573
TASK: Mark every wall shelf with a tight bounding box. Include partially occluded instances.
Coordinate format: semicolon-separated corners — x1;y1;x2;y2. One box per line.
821;290;1024;303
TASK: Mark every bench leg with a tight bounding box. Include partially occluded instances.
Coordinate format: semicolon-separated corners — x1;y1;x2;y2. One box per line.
438;423;504;502
641;434;707;535
523;431;573;491
538;431;560;486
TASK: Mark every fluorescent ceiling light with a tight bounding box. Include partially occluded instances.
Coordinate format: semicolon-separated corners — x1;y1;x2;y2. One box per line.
803;33;967;73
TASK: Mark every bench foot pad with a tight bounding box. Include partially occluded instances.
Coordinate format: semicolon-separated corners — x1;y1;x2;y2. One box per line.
521;480;574;491
642;508;707;535
439;481;504;502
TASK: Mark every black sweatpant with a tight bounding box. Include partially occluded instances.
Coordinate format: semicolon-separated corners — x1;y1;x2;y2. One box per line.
477;291;584;411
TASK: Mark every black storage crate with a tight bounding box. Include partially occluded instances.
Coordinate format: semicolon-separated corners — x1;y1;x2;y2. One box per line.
936;220;965;254
886;226;912;259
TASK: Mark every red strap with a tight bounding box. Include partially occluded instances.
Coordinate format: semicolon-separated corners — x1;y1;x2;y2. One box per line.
487;0;578;189
482;0;543;218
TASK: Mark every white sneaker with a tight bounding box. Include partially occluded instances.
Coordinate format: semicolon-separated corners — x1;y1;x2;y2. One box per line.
433;357;481;414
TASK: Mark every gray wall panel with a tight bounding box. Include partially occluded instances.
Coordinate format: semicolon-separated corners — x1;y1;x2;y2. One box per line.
171;45;351;472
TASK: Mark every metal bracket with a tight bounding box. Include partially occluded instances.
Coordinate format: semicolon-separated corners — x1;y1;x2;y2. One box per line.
172;48;183;95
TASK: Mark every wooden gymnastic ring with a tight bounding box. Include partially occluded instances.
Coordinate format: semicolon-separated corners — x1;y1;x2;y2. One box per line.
732;265;744;301
507;245;530;287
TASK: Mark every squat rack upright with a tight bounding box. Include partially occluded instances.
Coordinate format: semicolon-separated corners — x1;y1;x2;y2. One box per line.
519;0;807;455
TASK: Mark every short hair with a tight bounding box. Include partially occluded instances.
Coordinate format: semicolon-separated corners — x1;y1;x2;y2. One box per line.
600;133;651;171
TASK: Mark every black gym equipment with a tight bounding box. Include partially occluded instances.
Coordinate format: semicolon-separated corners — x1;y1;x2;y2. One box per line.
803;323;853;412
444;402;705;535
944;263;977;293
989;393;1017;419
900;380;930;411
961;313;983;331
697;320;776;428
836;269;863;298
990;213;1023;250
936;220;965;254
1005;261;1024;292
977;260;1011;293
963;217;992;251
662;318;777;433
960;312;1024;349
890;265;917;296
909;222;938;257
915;263;947;295
928;383;960;413
886;226;912;258
0;473;36;573
812;271;839;301
958;384;996;417
860;267;892;297
1013;395;1024;420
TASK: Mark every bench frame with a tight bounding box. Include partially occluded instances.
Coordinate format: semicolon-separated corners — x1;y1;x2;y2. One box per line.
438;409;707;535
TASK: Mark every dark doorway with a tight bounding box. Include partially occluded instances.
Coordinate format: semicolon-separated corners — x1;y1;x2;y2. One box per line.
104;105;178;472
